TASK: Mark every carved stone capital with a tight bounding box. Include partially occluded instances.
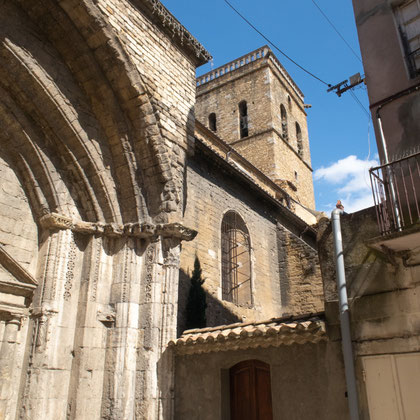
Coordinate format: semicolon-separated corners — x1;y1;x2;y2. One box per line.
0;311;25;326
103;223;124;237
125;222;156;238
39;212;73;230
73;220;98;234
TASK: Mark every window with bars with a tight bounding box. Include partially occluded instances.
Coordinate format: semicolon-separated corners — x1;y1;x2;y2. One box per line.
221;211;252;306
395;0;420;78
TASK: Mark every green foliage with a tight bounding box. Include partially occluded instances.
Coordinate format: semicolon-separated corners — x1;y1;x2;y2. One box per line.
185;256;207;330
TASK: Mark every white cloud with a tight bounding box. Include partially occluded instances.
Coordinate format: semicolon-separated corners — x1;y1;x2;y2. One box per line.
314;155;379;213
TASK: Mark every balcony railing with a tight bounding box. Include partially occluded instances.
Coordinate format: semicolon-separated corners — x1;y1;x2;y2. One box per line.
370;152;420;235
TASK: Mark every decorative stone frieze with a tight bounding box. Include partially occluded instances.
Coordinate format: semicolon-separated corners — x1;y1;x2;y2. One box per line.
39;212;73;231
38;213;197;241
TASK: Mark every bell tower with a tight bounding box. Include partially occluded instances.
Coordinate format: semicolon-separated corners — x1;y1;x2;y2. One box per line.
195;46;315;209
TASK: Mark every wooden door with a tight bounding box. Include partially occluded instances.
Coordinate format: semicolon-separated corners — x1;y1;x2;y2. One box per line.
230;360;273;420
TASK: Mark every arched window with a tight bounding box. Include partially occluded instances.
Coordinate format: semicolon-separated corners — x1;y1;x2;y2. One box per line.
230;360;273;420
280;105;288;140
221;211;251;305
209;113;217;132
239;101;248;138
296;122;303;157
287;95;292;110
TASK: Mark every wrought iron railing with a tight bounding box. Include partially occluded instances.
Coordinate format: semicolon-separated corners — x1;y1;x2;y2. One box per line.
370;152;420;235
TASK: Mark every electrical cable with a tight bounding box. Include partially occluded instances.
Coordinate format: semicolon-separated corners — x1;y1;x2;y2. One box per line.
349;89;370;119
310;0;363;64
223;0;331;87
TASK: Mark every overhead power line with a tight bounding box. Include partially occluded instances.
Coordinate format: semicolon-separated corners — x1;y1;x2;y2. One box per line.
223;0;331;87
349;89;371;119
310;0;362;63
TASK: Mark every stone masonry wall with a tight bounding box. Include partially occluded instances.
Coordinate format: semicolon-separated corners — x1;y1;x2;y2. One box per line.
0;155;38;274
97;0;201;217
180;151;281;330
196;61;272;143
178;146;324;334
0;1;210;419
98;0;197;152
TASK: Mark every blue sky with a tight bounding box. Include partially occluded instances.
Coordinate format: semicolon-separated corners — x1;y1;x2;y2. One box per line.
161;0;378;213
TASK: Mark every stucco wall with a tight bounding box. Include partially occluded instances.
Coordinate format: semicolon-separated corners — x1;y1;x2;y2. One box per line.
352;0;420;159
317;207;420;418
174;342;349;420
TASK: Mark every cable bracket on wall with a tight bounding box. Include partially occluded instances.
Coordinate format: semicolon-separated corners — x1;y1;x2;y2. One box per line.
327;73;365;97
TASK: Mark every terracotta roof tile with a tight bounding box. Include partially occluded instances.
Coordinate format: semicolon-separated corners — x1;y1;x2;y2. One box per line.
169;314;326;355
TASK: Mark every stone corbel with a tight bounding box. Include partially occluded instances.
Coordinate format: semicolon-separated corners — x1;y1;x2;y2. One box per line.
156;222;198;241
97;309;116;327
158;223;197;267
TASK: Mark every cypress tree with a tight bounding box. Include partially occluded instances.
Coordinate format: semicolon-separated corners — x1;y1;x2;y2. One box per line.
185;256;207;330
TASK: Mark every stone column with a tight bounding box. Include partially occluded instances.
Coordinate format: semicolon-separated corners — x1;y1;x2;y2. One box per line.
157;238;181;420
136;223;196;420
20;225;80;420
0;315;23;420
67;235;111;420
101;236;144;420
135;239;162;419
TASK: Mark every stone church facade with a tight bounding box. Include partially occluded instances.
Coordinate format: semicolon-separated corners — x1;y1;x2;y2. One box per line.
0;1;347;419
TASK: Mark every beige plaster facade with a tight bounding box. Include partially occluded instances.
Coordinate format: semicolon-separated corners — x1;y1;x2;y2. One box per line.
174;342;348;420
352;0;420;161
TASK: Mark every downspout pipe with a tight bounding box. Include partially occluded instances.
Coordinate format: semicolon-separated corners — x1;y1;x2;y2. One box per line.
331;209;360;420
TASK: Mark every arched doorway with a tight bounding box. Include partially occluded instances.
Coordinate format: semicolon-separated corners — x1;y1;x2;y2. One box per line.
230;360;273;420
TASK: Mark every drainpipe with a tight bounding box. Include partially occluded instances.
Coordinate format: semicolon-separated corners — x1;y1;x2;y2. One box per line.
331;209;360;420
376;108;402;231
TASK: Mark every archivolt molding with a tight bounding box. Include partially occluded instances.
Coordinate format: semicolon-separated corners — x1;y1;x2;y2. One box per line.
3;0;185;225
49;0;182;217
39;212;197;242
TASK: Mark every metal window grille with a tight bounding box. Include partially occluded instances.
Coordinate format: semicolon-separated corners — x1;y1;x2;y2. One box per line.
221;212;252;305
